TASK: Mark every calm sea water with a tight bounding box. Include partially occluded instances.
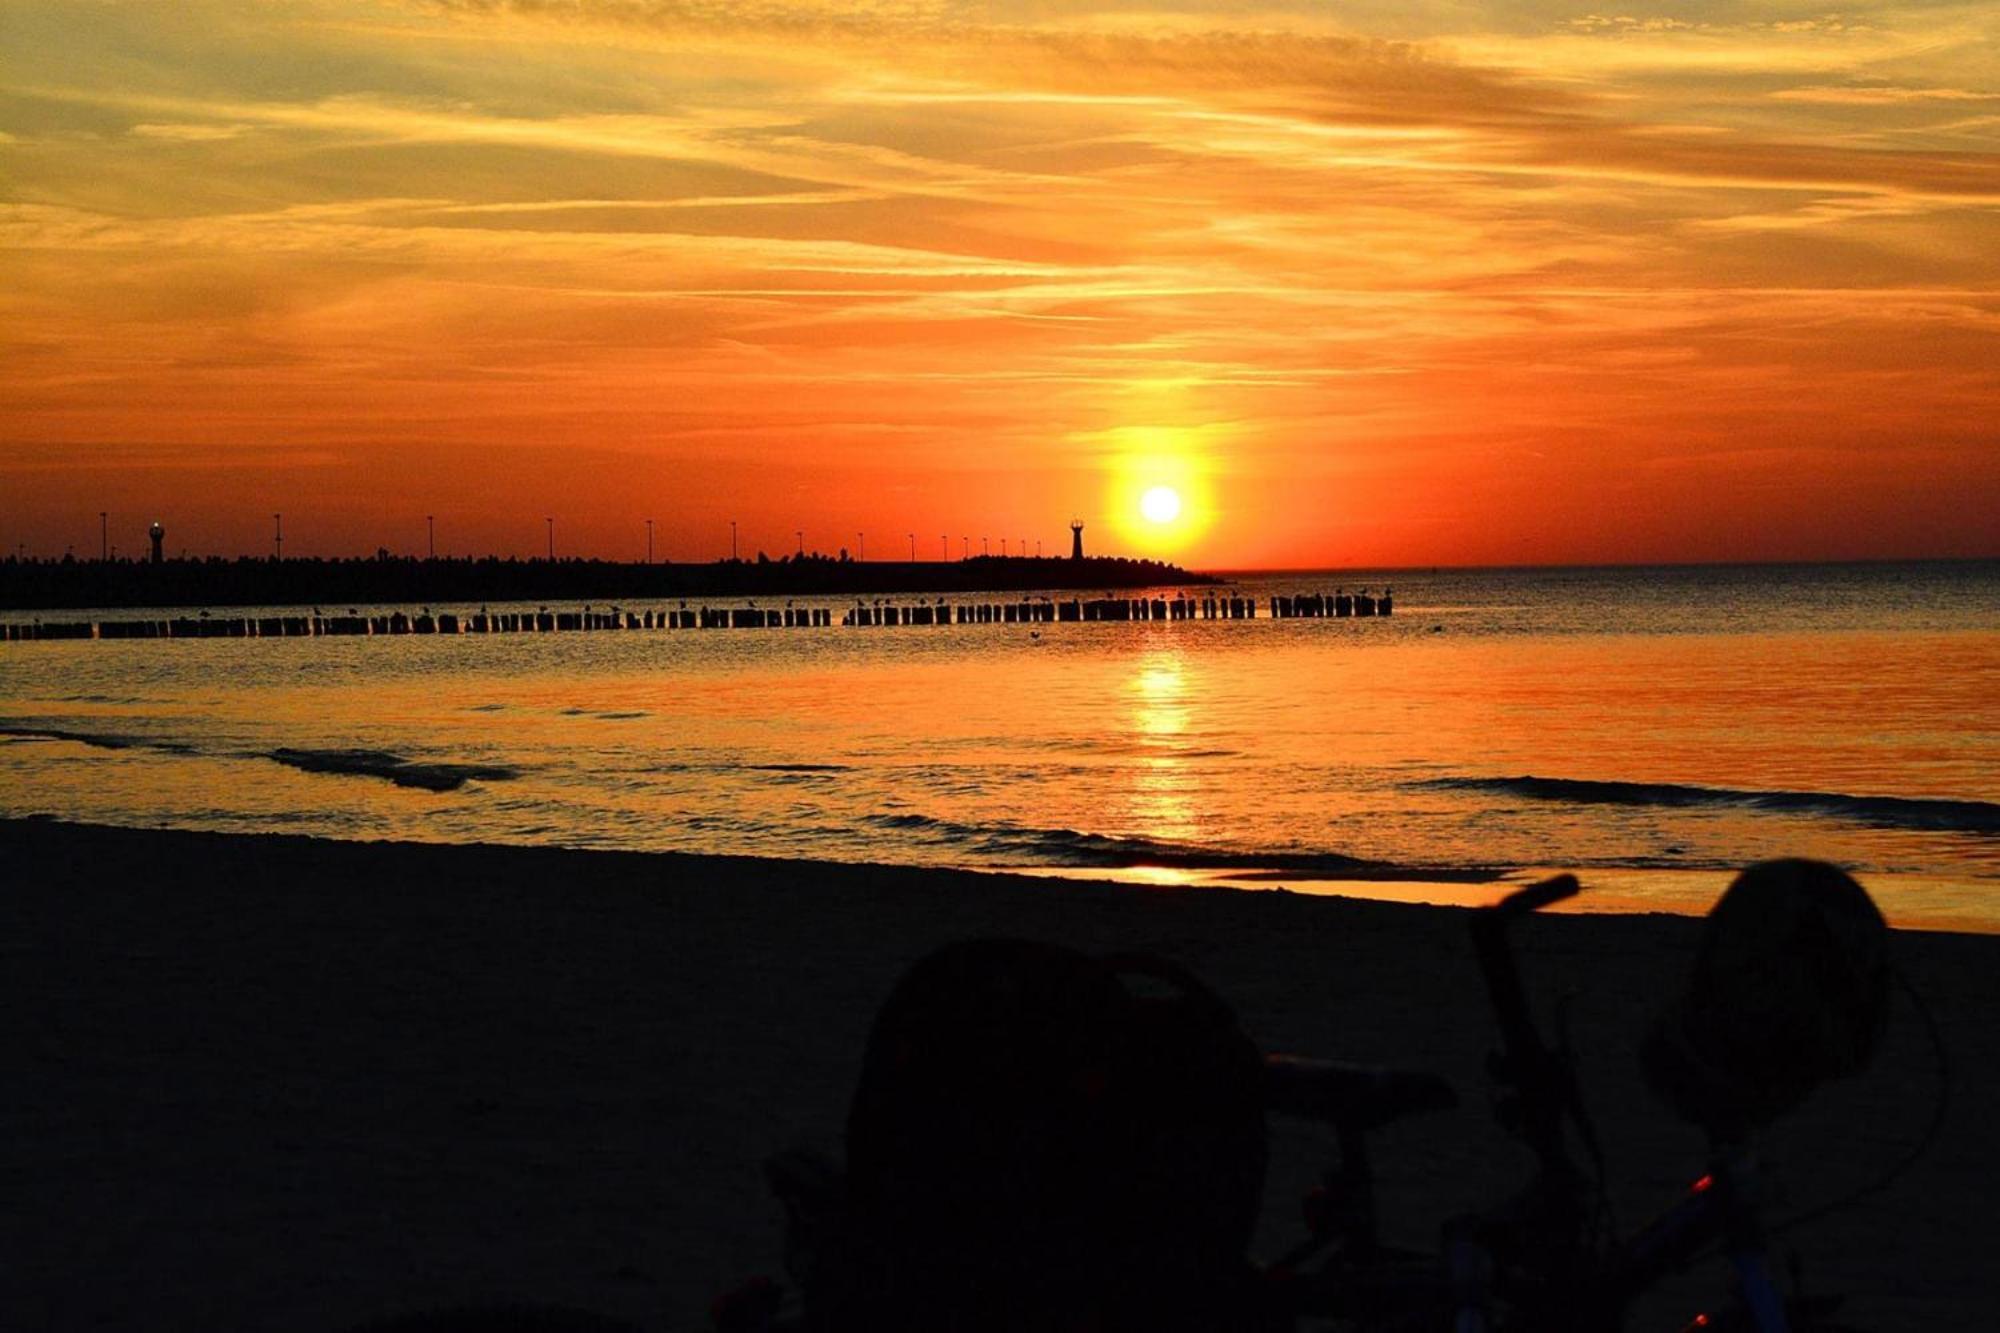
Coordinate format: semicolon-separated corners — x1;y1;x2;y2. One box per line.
4;563;1996;928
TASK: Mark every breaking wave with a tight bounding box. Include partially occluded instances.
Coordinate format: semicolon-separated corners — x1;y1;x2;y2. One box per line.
268;747;519;793
1418;775;2000;835
858;811;1389;872
1;724;146;750
0;725;196;755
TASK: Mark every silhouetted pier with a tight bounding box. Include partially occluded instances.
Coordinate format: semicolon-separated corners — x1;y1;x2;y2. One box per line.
2;589;1391;643
0;554;1213;613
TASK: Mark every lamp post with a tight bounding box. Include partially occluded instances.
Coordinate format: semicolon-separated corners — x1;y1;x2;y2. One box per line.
908;532;915;562
730;519;738;561
274;513;283;560
427;514;435;560
796;530;804;557
546;517;554;561
941;534;948;561
646;518;654;564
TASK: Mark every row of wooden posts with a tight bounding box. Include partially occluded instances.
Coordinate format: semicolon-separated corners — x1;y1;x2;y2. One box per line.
842;590;1391;626
1;590;1391;642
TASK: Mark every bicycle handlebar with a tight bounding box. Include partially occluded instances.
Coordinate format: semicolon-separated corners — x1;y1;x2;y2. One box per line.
1470;875;1583;1181
1494;872;1581;918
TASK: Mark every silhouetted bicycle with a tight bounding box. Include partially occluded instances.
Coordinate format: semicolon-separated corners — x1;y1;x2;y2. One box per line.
1260;867;1938;1332
723;864;1942;1332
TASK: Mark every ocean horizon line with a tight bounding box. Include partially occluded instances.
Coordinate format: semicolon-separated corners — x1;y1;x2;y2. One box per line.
1208;554;2000;577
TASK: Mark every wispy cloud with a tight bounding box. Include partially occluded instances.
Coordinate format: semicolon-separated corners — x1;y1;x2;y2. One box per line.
1771;84;1999;104
129;121;256;141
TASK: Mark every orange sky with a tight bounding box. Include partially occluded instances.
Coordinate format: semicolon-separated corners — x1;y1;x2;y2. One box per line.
2;1;1996;566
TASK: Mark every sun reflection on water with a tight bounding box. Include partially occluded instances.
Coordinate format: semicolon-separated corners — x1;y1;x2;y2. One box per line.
1126;647;1197;845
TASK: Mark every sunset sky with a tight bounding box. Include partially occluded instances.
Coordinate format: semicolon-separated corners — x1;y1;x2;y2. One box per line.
3;1;1995;567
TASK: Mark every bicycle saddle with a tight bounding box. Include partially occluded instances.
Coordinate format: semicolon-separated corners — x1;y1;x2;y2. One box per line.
1262;1054;1458;1132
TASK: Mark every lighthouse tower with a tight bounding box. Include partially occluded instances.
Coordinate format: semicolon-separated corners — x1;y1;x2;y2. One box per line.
149;522;165;564
1069;520;1084;561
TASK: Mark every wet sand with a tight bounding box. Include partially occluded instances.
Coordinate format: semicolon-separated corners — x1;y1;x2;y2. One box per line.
5;818;1995;1330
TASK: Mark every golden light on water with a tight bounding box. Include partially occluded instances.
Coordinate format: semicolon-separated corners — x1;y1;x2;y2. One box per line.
1126;649;1196;846
3;581;1994;929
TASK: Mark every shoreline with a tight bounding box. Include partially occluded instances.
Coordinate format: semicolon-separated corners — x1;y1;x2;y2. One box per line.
1016;862;2000;933
10;808;1994;934
7;818;1998;1330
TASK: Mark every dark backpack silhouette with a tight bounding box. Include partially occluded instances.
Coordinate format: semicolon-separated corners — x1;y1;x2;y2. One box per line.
792;938;1271;1332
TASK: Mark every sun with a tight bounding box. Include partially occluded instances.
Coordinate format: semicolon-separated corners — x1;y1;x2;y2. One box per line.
1099;430;1213;551
1140;485;1183;525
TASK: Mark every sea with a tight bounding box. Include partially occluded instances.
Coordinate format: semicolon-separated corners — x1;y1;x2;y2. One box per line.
3;562;1996;930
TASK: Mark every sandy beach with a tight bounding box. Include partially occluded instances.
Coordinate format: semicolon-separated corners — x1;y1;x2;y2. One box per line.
6;818;1995;1331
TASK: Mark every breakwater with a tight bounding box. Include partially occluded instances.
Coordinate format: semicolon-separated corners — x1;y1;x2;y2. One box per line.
2;589;1389;642
0;555;1212;613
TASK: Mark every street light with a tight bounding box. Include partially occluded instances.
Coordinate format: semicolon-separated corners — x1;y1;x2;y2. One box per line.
730;519;738;561
546;517;554;560
427;514;435;560
907;532;915;562
796;530;804;557
858;531;865;562
274;512;283;560
941;534;948;561
646;518;654;564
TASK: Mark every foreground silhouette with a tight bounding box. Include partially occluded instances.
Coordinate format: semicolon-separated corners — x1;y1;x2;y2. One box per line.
720;861;1910;1332
11;822;1980;1330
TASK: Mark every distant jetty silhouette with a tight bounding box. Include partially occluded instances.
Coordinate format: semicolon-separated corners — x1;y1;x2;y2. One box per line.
3;588;1394;642
0;554;1214;614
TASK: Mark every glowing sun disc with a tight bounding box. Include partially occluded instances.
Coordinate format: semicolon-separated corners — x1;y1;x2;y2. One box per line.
1140;485;1182;524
